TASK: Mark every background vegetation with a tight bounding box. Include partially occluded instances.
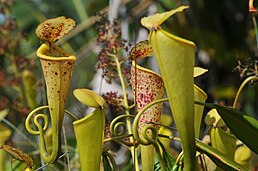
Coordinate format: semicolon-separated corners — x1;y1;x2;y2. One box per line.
1;0;258;170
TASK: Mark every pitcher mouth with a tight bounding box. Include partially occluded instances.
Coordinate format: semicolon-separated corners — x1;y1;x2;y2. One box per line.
194;84;207;99
37;42;76;61
132;60;162;78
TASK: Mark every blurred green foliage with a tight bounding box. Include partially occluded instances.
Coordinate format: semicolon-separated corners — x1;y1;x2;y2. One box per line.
1;0;258;170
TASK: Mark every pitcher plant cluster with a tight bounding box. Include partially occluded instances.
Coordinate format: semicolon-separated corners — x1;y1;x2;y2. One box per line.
1;4;258;171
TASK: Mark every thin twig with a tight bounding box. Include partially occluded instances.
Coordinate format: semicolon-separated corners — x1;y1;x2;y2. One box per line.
35;152;69;171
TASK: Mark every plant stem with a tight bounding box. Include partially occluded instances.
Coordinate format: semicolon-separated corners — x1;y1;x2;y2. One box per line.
252;15;258;49
65;110;78;120
152;142;166;171
62;126;70;171
110;53;140;170
174;151;184;168
233;76;258;108
103;134;133;143
72;0;88;22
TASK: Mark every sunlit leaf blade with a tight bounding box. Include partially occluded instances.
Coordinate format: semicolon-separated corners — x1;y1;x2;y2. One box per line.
141;6;189;29
130;40;153;60
154;160;161;171
73;89;106;108
73;108;105;171
171;165;181;171
149;27;196;171
196;102;258;154
196;140;248;171
35;16;76;43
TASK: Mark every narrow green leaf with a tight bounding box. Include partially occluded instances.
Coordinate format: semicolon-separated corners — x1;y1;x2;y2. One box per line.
172;165;180;171
154;160;161;171
154;141;176;171
196;140;248;171
160;140;176;170
196;102;258;154
103;155;112;171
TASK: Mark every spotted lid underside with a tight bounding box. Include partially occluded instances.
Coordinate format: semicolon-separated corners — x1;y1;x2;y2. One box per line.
35;16;76;43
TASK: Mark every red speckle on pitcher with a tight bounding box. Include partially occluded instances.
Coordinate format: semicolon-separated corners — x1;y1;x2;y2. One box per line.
131;62;164;135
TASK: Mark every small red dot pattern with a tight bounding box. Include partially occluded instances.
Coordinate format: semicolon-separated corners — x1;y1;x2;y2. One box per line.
131;62;164;135
129;40;153;60
39;45;75;129
36;16;76;43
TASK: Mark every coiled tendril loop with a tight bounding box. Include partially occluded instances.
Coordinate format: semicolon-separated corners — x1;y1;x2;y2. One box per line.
133;98;169;145
25;106;49;135
110;114;135;137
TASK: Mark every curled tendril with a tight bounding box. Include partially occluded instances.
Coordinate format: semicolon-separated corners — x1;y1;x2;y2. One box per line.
233;76;258;108
133;98;169;145
26;106;78;135
25;106;49;135
110;114;135;137
142;125;158;144
25;105;61;163
109;114;139;146
114;122;126;136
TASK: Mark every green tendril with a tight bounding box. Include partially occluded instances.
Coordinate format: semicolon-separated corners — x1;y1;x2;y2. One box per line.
65;110;78;120
133;98;169;145
25;105;60;163
132;98;169;171
25;106;49;135
233;76;258;108
110;114;135;137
